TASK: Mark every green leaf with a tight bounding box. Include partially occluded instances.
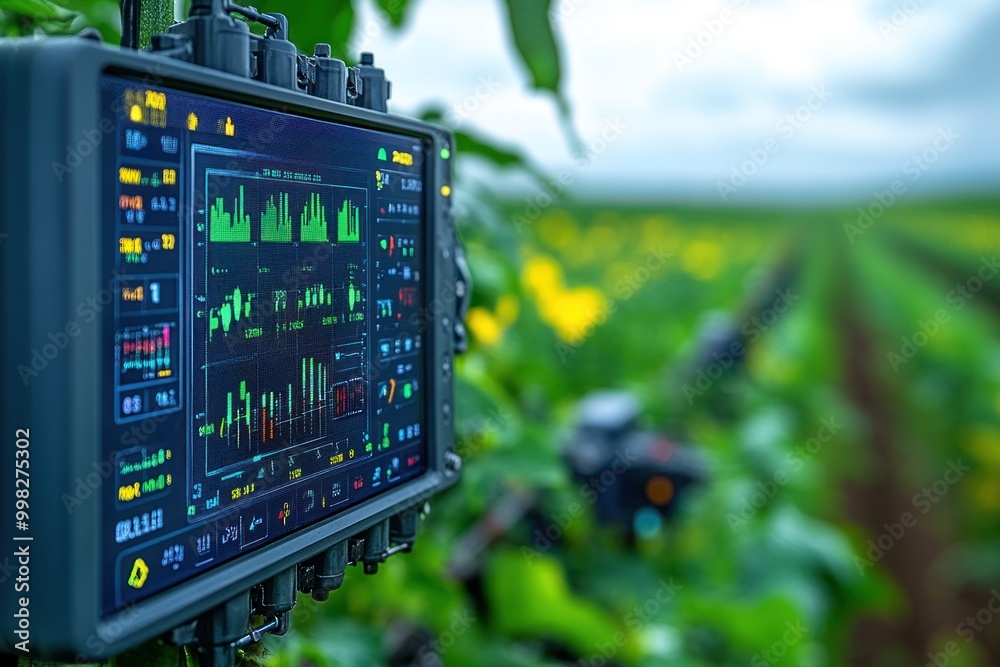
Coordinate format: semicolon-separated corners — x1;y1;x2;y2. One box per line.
485;548;627;657
373;0;412;28
455;130;531;170
501;0;561;94
139;0;174;48
268;1;356;60
419;108;547;177
499;0;581;150
0;0;74;20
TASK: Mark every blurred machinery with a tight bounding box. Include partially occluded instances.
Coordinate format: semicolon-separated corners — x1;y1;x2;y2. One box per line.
564;391;708;539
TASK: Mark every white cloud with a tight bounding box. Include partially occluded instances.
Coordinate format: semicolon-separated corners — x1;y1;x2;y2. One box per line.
362;0;1000;202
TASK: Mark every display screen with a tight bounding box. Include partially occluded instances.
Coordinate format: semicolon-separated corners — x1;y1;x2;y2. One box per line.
100;75;428;614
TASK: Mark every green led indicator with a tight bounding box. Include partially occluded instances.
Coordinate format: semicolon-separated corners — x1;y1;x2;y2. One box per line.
377;148;388;161
440;147;451;160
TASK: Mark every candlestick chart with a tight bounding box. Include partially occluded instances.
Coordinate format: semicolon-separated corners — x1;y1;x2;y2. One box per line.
192;164;371;477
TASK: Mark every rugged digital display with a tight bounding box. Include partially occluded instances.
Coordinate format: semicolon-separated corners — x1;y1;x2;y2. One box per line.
101;75;428;615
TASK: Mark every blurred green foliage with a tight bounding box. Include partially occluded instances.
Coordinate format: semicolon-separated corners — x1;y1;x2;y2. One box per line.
416;199;1000;667
5;2;1000;666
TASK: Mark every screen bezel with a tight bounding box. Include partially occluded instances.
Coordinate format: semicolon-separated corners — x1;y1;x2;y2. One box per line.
0;40;456;661
93;59;454;651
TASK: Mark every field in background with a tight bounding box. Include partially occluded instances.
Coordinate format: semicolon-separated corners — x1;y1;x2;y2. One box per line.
262;197;1000;667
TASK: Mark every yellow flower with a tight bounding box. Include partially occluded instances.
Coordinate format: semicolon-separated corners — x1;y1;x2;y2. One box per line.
522;253;606;343
586;224;623;257
641;215;678;253
969;473;1000;512
496;295;520;327
682;240;723;281
604;261;638;292
467;307;503;347
537;211;578;251
747;343;797;386
522;255;564;298
965;426;1000;467
539;286;606;344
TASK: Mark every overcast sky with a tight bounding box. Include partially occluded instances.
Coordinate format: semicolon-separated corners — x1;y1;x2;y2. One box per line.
357;0;999;203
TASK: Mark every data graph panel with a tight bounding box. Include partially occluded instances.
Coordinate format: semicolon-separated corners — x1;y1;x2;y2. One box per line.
205;170;366;245
189;146;372;517
203;353;365;472
118;323;175;384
